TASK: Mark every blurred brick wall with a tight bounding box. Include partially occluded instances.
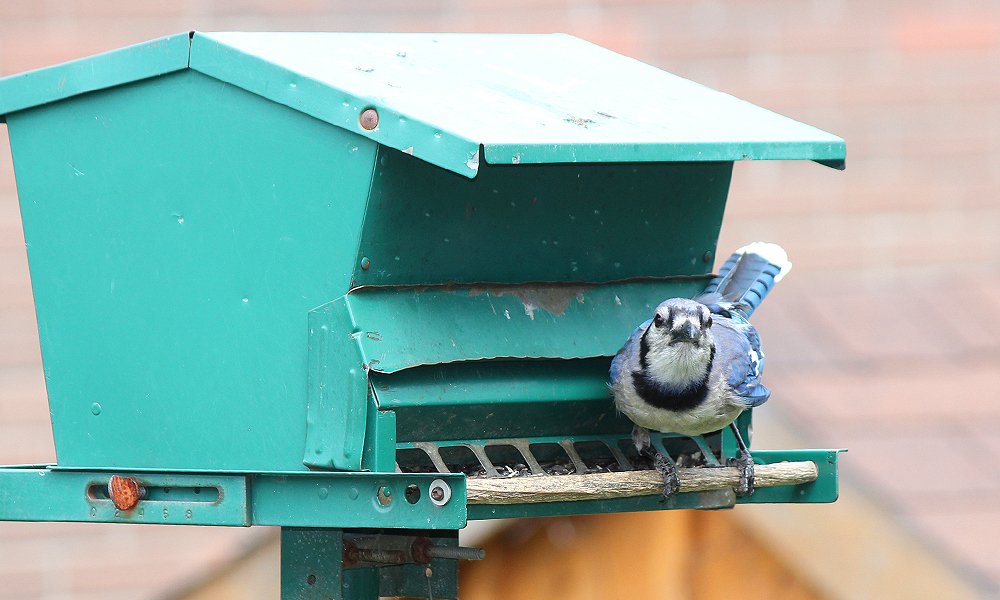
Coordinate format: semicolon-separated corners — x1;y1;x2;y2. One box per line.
2;1;1000;598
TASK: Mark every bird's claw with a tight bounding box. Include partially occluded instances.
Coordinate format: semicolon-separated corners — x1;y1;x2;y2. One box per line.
729;452;755;497
653;452;681;498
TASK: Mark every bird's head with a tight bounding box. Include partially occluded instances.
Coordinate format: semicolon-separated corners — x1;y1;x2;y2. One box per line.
647;298;714;349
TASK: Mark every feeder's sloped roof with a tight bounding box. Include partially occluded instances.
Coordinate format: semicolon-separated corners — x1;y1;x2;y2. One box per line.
0;32;846;178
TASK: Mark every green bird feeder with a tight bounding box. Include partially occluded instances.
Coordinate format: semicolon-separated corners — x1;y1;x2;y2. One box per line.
0;32;845;599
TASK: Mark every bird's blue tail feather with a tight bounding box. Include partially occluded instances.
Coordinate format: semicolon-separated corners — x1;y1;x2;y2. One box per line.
700;242;791;319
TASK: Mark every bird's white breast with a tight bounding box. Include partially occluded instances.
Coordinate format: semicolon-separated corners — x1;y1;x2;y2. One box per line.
613;379;744;436
644;341;712;388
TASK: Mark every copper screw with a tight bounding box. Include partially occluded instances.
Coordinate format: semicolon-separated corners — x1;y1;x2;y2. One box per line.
108;475;143;511
359;108;379;131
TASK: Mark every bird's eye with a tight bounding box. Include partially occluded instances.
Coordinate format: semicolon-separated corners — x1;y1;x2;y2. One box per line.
653;313;663;326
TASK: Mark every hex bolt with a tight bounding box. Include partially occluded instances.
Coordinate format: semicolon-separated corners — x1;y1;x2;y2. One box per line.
428;479;451;506
359;108;379;131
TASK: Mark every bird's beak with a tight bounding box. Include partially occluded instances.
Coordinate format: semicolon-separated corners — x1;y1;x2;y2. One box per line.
670;319;700;344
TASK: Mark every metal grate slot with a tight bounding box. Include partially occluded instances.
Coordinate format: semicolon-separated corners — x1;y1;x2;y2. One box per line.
395;432;721;478
529;442;578;475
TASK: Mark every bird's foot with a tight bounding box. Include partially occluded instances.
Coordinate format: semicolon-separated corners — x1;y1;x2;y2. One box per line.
728;452;755;497
653;452;681;498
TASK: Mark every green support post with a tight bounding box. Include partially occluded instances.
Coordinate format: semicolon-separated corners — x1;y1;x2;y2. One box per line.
281;528;348;600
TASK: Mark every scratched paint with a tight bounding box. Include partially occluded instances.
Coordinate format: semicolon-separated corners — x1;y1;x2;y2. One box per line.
468;284;591;319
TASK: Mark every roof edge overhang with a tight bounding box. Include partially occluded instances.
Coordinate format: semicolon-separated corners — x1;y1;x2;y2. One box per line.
0;31;847;176
0;32;193;124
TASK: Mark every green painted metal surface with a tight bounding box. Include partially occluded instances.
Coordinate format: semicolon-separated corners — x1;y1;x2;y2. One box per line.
281;528;346;599
355;149;731;285
375;536;460;599
251;473;467;529
190;32;845;177
7;70;377;471
0;33;190;119
306;279;707;460
0;468;466;529
378;359;627;442
0;467;249;525
742;449;842;504
280;529;460;600
306;299;372;471
468;490;737;520
320;279;711;373
2;32;846;178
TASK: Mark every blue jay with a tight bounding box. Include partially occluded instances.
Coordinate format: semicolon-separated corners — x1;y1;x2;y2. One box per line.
609;242;791;497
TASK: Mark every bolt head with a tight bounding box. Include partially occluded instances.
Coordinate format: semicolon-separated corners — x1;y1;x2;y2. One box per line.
428;478;452;506
359;108;379;131
108;475;142;511
377;485;393;506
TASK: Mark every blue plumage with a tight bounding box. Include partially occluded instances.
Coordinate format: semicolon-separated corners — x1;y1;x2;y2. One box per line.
608;242;791;497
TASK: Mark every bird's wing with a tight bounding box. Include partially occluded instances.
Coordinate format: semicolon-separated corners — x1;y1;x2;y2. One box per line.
712;318;771;408
610;318;652;383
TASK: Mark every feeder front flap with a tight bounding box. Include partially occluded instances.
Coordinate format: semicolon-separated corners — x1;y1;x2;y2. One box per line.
342;280;710;373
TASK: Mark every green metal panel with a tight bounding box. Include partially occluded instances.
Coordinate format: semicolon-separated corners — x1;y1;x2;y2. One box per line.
0;468;466;528
281;528;346;599
251;473;467;529
305;279;706;455
355;151;731;286
381;359;628;442
0;467;249;525
2;32;845;177
0;33;191;119
190;32;846;177
7;70;377;471
333;279;711;372
742;449;842;504
468;489;737;520
280;529;460;600
306;299;372;471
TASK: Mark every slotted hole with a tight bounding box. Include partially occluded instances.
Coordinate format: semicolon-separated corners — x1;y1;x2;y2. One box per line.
573;441;620;473
617;438;644;464
528;443;574;475
404;484;421;504
670;436;711;467
396;448;436;473
439;445;482;476
484;444;528;475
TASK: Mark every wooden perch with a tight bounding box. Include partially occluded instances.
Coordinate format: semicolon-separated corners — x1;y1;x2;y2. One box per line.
466;461;818;505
